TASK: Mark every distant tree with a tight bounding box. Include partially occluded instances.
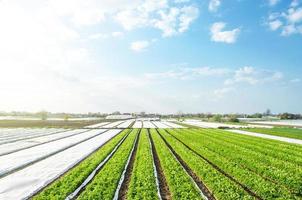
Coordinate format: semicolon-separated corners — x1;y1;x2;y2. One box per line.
265;109;271;116
112;111;121;115
211;114;222;122
64;114;69;121
37;110;48;120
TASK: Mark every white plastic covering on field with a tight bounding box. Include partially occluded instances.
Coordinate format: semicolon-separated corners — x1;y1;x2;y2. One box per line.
142;121;156;128
116;120;134;128
85;122;110;128
162;121;186;128
0;129;87;156
0;128;64;140
0;129;121;200
151;121;170;128
0;129;107;177
0;128;67;145
227;129;302;145
183;120;273;129
102;121;125;128
132;121;142;128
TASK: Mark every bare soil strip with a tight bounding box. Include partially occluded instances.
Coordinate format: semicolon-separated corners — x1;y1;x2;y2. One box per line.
114;129;141;200
65;129;132;200
164;130;263;200
149;130;172;200
157;129;215;200
147;129;162;200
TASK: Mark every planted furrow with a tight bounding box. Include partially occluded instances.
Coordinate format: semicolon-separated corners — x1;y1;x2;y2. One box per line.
76;129;138;199
164;130;262;200
156;129;215;200
115;129;141;200
159;129;254;200
125;129;160;200
150;129;202;200
148;129;171;200
177;129;302;195
33;129;131;200
168;129;300;199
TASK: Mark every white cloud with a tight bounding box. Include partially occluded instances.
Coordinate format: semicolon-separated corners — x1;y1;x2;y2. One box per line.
290;78;301;83
290;0;299;7
266;2;302;36
287;7;302;23
209;0;221;12
210;22;240;43
268;20;283;30
268;0;280;6
130;40;150;52
224;66;283;85
115;1;198;37
112;31;124;37
214;87;235;98
145;66;230;80
88;33;109;40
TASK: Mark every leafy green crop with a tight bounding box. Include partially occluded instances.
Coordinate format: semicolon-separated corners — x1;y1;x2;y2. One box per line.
158;129;253;200
168;128;301;199
77;129;138;199
150;129;202;200
126;129;159;200
242;127;302;140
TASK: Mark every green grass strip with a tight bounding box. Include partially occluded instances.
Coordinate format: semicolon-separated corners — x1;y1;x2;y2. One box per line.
33;129;130;200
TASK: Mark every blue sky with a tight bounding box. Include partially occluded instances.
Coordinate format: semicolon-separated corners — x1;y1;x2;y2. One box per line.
0;0;301;114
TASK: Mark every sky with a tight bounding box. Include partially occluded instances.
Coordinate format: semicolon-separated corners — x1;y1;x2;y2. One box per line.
0;0;301;114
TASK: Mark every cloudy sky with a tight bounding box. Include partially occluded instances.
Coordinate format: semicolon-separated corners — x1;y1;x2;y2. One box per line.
0;0;301;114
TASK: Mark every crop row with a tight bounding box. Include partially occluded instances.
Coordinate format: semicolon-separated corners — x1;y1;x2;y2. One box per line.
149;129;203;199
241;127;302;140
192;128;302;165
167;129;300;199
76;129;138;199
126;129;159;200
157;129;253;200
33;129;131;199
179;128;302;194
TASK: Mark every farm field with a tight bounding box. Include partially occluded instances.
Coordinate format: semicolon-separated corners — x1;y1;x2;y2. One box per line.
0;123;301;200
241;127;302;140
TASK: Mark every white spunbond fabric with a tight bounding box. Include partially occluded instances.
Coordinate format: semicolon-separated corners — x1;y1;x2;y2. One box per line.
0;129;66;145
0;128;62;140
142;121;156;128
0;129;106;177
85;122;110;128
132;121;142;128
116;120;134;128
0;129;86;156
0;129;121;200
152;121;170;128
227;129;302;145
162;121;186;128
102;121;125;128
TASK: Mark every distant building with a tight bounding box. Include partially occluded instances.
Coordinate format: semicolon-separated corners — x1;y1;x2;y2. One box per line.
105;114;133;120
